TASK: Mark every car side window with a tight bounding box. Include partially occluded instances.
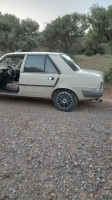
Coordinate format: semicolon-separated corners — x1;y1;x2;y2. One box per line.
24;55;45;72
24;55;59;74
45;56;58;74
0;56;24;69
0;57;13;68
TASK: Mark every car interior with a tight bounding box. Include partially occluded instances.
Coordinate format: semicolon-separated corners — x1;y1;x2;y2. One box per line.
0;55;24;93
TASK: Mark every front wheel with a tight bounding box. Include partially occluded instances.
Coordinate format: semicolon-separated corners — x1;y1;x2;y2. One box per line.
53;90;77;111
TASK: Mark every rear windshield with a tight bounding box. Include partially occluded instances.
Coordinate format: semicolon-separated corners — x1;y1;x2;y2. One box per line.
61;54;80;71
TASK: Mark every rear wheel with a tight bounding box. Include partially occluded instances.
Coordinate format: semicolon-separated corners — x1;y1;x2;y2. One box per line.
53;90;77;111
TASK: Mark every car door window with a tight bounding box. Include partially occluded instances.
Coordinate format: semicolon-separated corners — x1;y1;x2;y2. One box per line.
0;56;24;69
45;56;58;74
24;55;45;72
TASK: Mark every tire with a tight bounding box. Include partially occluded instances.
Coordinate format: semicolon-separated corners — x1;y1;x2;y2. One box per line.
53;90;77;111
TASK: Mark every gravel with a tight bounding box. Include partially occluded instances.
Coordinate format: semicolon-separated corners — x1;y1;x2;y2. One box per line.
0;96;112;200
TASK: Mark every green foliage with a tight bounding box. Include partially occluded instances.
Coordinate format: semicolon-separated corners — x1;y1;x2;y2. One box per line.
0;13;21;52
82;30;106;55
104;67;112;83
82;4;112;55
88;4;109;41
18;18;39;51
43;13;87;53
0;13;39;52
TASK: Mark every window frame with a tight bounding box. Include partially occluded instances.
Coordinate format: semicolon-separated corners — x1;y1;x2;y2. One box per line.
0;54;25;68
23;54;60;74
60;54;80;72
24;55;45;73
45;55;60;74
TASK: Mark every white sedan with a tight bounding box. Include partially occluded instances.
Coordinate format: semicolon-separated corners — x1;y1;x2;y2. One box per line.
0;52;103;111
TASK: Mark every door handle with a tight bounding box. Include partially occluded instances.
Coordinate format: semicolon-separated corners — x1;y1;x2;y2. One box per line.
48;77;54;80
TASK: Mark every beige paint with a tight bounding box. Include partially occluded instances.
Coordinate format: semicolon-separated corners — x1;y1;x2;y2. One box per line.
0;52;104;100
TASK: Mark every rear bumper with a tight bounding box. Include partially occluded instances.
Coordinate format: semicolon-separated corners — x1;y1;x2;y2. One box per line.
82;90;103;98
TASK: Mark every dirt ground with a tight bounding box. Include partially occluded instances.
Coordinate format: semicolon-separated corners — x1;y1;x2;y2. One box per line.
0;86;112;200
103;85;112;102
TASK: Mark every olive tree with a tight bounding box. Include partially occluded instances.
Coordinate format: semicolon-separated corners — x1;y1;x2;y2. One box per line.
43;13;87;53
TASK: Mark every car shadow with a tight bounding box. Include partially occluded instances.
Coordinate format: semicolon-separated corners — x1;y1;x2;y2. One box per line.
0;96;111;112
0;95;54;107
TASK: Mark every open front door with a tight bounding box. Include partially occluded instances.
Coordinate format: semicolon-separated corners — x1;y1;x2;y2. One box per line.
19;55;60;98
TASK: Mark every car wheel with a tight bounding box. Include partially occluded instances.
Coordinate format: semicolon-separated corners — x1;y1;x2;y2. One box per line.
53;90;77;111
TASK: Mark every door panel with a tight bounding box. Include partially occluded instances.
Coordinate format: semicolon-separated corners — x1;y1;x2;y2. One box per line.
19;54;60;98
19;73;59;97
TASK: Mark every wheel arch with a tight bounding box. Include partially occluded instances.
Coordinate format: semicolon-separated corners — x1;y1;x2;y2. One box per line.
51;88;79;101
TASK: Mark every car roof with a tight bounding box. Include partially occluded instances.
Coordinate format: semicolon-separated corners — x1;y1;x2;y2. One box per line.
5;52;63;56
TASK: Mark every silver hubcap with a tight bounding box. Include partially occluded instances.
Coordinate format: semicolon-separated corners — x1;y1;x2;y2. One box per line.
57;92;73;108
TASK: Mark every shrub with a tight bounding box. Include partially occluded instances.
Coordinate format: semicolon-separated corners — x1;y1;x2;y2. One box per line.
104;67;112;84
84;43;106;56
97;44;105;55
84;48;94;56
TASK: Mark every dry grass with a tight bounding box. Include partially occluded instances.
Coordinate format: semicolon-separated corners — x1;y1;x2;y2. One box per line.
74;54;112;73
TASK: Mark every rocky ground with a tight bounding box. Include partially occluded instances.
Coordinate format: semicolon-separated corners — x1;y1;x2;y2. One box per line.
0;88;112;200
